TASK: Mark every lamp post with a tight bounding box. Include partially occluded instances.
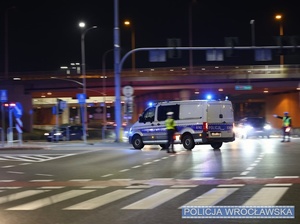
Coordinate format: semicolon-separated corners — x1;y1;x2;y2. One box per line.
124;20;135;71
79;22;97;143
275;14;284;65
188;1;195;75
101;49;113;140
4;6;16;79
250;19;255;46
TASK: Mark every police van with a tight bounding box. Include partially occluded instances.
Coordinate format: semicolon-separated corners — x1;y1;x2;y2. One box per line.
129;100;235;150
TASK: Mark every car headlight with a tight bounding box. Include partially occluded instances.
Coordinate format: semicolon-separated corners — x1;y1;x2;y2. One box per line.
245;125;253;130
54;132;62;136
264;124;271;130
44;133;49;136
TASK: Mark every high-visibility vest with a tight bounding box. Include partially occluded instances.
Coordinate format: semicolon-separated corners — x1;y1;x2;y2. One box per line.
283;116;291;127
165;118;176;130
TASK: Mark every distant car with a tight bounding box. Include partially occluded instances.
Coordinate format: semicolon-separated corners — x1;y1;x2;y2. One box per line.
235;117;272;139
44;125;84;141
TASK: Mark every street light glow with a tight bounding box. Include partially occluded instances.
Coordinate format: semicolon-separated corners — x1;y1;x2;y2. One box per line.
79;22;86;28
124;20;130;26
275;15;282;20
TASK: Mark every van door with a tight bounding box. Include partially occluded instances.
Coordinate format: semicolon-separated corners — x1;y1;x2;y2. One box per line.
207;102;223;123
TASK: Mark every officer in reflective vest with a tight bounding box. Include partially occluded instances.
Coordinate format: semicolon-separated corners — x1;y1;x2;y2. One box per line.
273;112;292;142
165;112;176;153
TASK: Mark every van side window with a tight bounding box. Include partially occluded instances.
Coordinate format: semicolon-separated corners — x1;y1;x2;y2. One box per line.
142;107;155;123
157;105;179;121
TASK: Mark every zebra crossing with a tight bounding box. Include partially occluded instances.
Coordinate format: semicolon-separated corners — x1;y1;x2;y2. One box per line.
0;154;75;162
0;183;293;211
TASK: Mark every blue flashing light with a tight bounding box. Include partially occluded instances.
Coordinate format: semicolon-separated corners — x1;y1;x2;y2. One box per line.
148;102;153;107
206;94;212;100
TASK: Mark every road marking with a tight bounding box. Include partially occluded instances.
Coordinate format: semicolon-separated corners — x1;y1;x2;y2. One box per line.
7;190;94;210
122;189;189;210
0;180;15;182
69;179;92;182
38;186;65;189
64;189;142;210
232;176;256;179
35;174;53;177
101;174;113;178
0;190;49;205
170;185;198;188
7;171;24;174
0;187;22;189
29;180;53;182
181;187;239;207
217;184;245;187
264;183;292;187
81;186;108;189
243;187;289;206
132;165;141;169
240;171;249;176
0;154;75;162
1;165;15;168
274;176;299;178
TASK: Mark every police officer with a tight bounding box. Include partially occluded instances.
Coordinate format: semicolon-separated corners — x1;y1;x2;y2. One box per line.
165;112;176;153
273;112;292;142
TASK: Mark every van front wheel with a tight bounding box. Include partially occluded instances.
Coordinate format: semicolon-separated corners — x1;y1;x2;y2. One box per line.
132;135;144;150
211;142;222;150
182;134;195;150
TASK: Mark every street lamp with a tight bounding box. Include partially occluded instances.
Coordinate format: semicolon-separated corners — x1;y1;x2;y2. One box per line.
124;20;135;71
79;22;97;143
250;19;255;46
188;0;197;75
275;14;284;65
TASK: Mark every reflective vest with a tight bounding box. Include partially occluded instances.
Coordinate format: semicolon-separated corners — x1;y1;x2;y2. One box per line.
165;118;176;130
283;116;291;127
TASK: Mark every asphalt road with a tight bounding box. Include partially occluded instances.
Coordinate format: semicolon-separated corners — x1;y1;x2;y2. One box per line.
0;138;299;224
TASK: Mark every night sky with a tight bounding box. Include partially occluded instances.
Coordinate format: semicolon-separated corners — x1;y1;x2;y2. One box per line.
0;0;298;72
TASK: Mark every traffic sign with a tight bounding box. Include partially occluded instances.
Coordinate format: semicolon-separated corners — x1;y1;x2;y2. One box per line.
122;86;134;97
0;90;7;103
235;85;253;90
13;102;23;118
77;93;86;104
15;118;23;133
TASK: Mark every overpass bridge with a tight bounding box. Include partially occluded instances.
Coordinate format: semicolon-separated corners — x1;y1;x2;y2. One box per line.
5;64;300;98
1;64;300;132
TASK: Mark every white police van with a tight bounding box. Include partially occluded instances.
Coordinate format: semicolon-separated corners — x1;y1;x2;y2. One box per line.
129;100;235;150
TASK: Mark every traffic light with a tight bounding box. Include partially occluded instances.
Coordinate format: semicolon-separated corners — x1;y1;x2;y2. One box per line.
167;38;181;59
57;99;64;115
274;35;300;55
224;37;239;57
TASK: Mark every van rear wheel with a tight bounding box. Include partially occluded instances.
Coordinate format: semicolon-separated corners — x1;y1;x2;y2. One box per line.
132;135;144;150
182;134;195;150
211;142;222;150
